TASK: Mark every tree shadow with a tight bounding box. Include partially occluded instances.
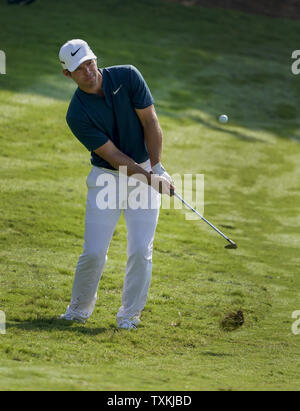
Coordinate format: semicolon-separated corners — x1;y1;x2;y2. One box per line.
1;0;299;142
159;110;268;143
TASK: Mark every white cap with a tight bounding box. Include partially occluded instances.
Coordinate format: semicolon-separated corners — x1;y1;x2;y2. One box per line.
59;39;97;72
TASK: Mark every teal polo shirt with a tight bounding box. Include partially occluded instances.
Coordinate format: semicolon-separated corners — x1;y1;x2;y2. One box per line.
66;65;154;170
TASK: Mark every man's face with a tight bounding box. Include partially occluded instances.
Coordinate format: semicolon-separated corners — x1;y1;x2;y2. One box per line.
64;59;99;88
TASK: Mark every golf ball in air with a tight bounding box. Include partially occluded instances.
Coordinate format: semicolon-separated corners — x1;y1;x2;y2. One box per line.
219;114;228;123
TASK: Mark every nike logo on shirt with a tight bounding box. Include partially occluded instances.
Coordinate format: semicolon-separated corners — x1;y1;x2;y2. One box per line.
113;84;123;95
71;48;81;57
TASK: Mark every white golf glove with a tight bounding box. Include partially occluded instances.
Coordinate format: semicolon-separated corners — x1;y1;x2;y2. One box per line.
152;162;173;184
151;174;175;196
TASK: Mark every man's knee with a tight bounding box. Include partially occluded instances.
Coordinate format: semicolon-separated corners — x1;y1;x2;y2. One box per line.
129;244;152;262
81;249;108;265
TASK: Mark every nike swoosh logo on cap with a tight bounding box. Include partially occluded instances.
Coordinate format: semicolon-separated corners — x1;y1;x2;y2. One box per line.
113;84;123;95
71;47;81;57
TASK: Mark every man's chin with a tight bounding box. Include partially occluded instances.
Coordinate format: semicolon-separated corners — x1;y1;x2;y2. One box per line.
82;78;96;88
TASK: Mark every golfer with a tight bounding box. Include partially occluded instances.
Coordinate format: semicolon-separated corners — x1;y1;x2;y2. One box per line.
59;39;174;329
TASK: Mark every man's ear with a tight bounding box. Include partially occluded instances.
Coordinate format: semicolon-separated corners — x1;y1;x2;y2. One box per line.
62;69;72;78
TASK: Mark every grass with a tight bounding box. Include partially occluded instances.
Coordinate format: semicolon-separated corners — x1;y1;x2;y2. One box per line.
1;0;300;391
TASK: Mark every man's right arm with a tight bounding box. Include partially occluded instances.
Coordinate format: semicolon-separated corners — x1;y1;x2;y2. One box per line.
93;140;174;196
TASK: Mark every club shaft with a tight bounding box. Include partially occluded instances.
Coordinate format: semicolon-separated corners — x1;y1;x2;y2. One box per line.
174;192;232;243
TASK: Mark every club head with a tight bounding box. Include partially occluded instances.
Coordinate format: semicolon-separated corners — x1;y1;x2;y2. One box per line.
225;241;238;250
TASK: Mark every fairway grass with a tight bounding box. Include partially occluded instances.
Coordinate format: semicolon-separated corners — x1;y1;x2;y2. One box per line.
1;0;300;391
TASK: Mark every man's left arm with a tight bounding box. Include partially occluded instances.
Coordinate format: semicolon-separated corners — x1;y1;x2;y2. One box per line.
130;65;172;181
135;105;162;169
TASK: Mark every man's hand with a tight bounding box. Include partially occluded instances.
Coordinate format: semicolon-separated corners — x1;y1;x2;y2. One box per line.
151;174;175;196
93;141;175;195
152;162;173;184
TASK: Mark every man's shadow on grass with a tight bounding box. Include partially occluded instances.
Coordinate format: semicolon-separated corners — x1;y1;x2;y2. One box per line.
6;317;118;336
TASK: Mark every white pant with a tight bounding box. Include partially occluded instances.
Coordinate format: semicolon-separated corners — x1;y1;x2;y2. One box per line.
65;160;161;322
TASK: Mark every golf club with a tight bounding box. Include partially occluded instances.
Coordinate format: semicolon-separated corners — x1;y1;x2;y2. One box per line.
173;191;237;249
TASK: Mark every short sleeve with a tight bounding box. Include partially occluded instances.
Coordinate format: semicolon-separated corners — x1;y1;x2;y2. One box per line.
66;111;109;152
129;65;154;109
